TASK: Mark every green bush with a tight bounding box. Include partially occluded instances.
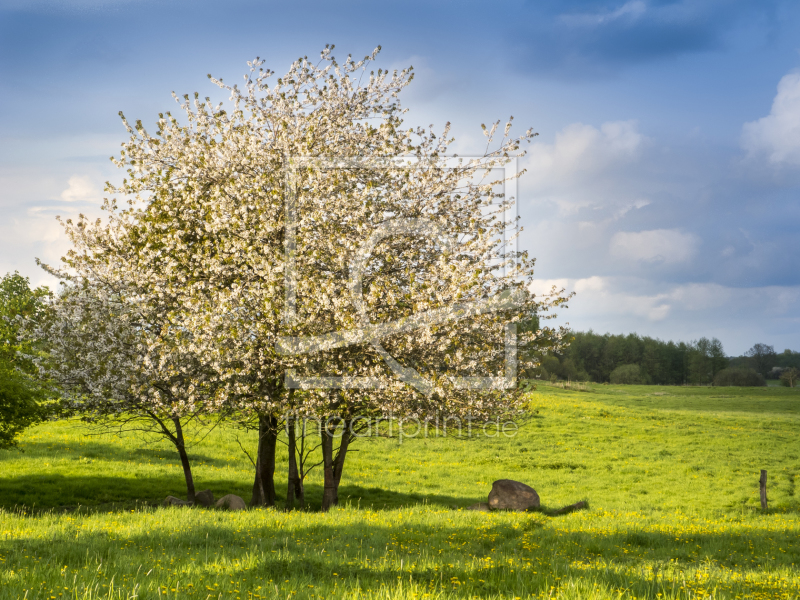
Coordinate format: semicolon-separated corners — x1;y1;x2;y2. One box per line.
714;367;766;387
541;356;560;377
609;364;644;384
779;367;798;387
0;366;47;449
558;358;578;381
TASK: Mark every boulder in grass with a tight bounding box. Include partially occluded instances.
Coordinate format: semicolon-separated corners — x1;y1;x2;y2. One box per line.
163;495;193;507
194;489;215;507
215;494;246;511
488;479;540;511
466;502;492;512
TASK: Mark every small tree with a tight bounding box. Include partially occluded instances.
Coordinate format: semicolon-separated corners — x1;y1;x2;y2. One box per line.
0;365;48;450
688;337;726;384
1;272;50;365
780;367;799;387
0;272;51;449
32;249;218;503
709;338;728;378
745;343;777;377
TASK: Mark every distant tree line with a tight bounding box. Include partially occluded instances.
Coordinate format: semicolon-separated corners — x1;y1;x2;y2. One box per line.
729;344;800;386
524;330;800;386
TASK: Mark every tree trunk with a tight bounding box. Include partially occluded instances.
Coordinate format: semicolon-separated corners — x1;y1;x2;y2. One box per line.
172;417;196;503
250;414;278;507
321;420;353;511
321;430;336;511
286;415;305;509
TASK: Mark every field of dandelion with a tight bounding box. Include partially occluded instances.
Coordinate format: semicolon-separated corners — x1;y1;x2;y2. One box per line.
0;384;798;599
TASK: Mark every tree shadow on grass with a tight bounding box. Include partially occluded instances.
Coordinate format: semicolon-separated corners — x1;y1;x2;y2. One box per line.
313;483;469;511
603;394;800;417
0;473;249;513
0;474;480;514
314;483;588;515
0;439;229;467
0;456;602;517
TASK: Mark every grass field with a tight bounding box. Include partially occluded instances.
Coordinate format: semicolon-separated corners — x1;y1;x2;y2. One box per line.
0;384;798;599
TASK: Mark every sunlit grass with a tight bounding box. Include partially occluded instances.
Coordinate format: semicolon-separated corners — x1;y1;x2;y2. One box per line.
0;384;798;598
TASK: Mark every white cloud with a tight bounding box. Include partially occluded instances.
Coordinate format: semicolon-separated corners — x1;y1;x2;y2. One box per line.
0;213;71;288
573;275;605;293
0;171;107;287
609;229;699;264
741;71;800;166
524;120;646;214
60;175;100;203
530;275;672;321
528;120;643;182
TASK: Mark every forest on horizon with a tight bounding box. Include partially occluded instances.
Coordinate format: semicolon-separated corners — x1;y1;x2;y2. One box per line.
527;329;800;386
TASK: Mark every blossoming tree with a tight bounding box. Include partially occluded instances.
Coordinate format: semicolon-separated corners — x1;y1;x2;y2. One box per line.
41;45;570;509
31;219;219;503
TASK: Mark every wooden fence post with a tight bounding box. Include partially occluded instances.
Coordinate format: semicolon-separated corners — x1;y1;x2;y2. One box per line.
759;470;768;511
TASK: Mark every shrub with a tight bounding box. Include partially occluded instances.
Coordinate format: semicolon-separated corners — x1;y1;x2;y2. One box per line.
713;367;766;387
541;356;561;377
558;358;579;381
780;367;799;387
610;364;644;384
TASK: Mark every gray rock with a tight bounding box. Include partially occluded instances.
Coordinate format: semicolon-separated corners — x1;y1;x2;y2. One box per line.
215;494;246;511
194;489;215;507
488;479;540;511
466;502;492;512
163;495;193;507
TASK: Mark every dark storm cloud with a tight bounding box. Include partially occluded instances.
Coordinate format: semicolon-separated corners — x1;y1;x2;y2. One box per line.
511;0;779;76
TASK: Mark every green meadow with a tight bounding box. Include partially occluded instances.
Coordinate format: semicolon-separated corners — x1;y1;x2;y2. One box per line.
1;384;798;599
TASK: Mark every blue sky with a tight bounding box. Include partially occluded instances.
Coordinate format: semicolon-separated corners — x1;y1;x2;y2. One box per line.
1;0;799;355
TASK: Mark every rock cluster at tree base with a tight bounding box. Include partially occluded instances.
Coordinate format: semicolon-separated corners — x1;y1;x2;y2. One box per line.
194;489;215;507
162;490;246;510
162;495;193;507
215;494;246;511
